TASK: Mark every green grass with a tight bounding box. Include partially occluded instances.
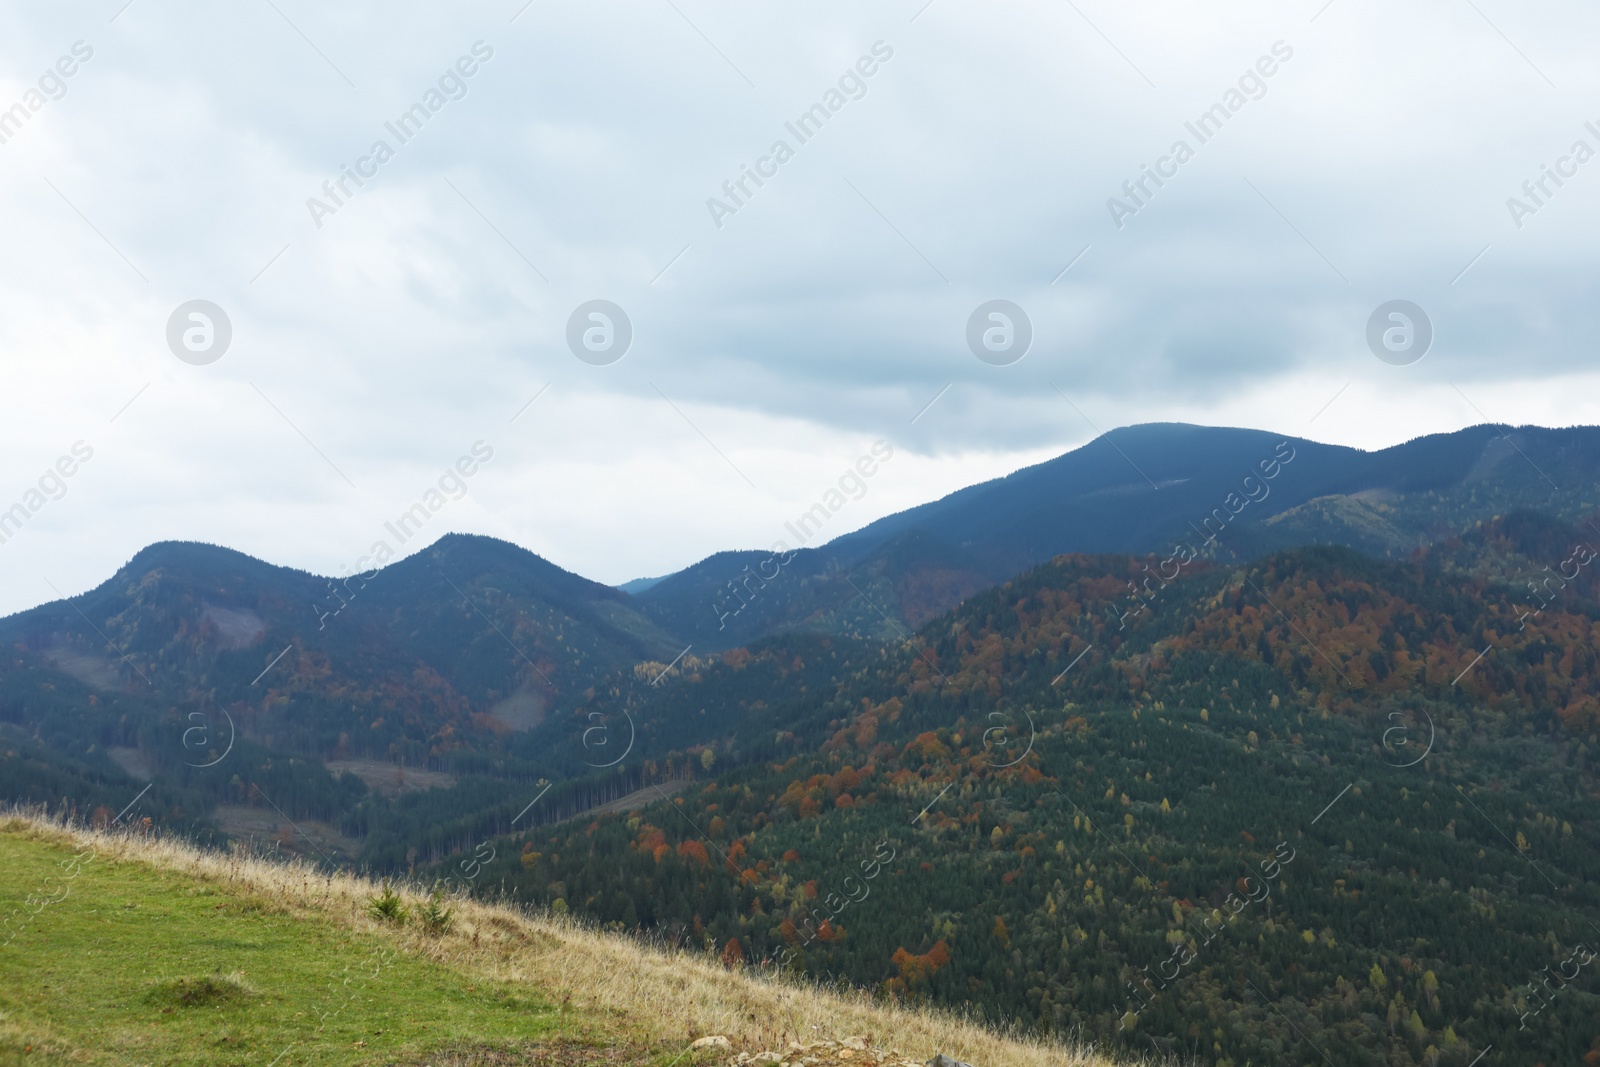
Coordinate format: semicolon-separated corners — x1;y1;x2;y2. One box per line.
0;831;582;1066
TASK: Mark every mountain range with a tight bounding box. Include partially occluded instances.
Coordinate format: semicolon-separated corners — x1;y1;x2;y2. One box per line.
3;420;1598;1065
4;422;1596;829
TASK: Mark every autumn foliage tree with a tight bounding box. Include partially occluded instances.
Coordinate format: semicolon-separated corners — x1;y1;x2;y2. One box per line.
890;940;950;987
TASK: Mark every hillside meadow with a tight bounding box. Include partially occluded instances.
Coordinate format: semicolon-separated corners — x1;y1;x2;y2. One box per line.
0;812;1120;1067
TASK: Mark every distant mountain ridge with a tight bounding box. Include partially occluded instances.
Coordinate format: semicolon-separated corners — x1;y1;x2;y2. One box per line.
630;421;1600;649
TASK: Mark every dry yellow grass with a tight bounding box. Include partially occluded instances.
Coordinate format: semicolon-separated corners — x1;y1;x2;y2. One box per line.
1;810;1132;1067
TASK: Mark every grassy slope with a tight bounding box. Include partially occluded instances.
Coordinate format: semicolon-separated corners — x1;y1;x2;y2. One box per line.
0;824;566;1066
0;815;1120;1067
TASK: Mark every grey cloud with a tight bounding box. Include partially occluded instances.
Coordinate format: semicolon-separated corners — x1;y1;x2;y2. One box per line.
2;0;1598;613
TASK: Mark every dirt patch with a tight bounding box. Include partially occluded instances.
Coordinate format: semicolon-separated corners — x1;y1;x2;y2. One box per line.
41;636;122;691
490;686;546;731
106;747;155;782
553;781;689;825
735;1038;926;1067
325;759;456;798
210;805;360;862
202;604;265;649
401;1040;647;1066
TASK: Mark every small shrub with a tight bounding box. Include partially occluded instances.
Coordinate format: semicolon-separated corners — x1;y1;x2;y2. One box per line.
417;885;454;936
367;880;409;925
144;972;257;1009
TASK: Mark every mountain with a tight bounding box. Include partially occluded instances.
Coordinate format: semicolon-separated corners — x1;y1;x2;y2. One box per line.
0;533;685;862
633;422;1600;650
492;517;1600;1067
832;422;1600;563
3;421;1597;871
617;574;669;595
0;419;1593;851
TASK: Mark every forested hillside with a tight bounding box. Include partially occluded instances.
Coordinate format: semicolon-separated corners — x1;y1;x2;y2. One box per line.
472;516;1600;1067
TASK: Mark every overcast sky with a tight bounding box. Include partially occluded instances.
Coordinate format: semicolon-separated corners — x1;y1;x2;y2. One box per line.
1;0;1597;616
